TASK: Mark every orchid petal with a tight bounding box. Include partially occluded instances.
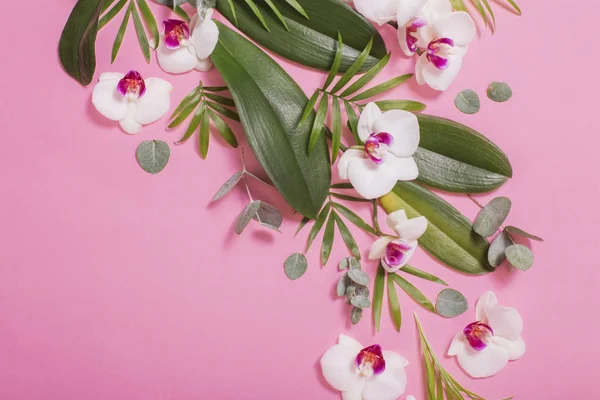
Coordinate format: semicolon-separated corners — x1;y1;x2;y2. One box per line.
422;0;453;19
358;103;383;141
384;154;419;181
395;216;427;242
338;149;365;180
433;11;476;47
347;157;399;199
415;52;427;85
420;53;463;91
354;0;401;25
369;237;394;260
484;303;524;341
361;351;408;400
396;0;427;27
492;336;526;361
190;16;219;60
455;341;509;378
397;26;414;57
373;110;420;157
386;210;407;230
448;331;467;356
157;40;198;74
321;344;364;392
99;72;125;81
91;77;127;121
119;103;142;135
475;291;498;320
342;391;363;400
134;78;173;125
381;244;416;272
339;334;363;352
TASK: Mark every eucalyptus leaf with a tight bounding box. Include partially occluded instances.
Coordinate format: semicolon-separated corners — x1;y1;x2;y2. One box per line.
351;295;371;309
349;257;361;270
505;226;544;242
488;230;512;267
345;285;356;302
235;200;262;234
454;89;480;114
348;269;369;286
355;285;369;298
372;264;385;331
211;171;243;202
435;288;468;318
505;244;534;271
339;257;349;270
252;202;283;230
337;273;350;296
350;307;363;325
473;197;512;237
136;140;170;174
284;252;308;280
487;82;513;102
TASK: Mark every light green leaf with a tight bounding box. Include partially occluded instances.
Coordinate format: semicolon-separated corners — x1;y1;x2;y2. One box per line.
253;202;283;230
349;257;361;270
235;200;261;234
211;171;243;202
506;0;521;14
332;203;378;235
264;0;290;30
436;288;468;318
176;103;205;144
375;100;426;112
199;108;210;159
505;244;534;271
323;33;344;90
333;213;361;260
284;253;308;280
337;273;350;296
339;258;349;270
331;38;373;94
169;96;203;128
99;0;127;29
488;230;512;267
111;3;132;63
136;140;170;174
207;109;238;148
296;216;310;236
387;277;402;332
136;0;159;47
487;82;513;102
380;182;492;275
351;295;371;309
308;93;329;154
350;73;412;101
351;307;363;325
284;0;309;18
454;89;480;114
170;87;201;119
373;264;385;331
321;211;336;265
399;265;448;286
505;226;544;242
340;53;391;97
348;269;369;286
131;5;151;63
331;97;342;163
473;197;512;237
390;274;435;312
306;203;331;251
298;91;320;128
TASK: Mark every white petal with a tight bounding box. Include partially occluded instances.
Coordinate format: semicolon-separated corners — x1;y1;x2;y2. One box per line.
386;210;407;230
369;237;394;260
485;303;523;341
190;17;219;60
92;78;127;121
354;0;400;25
455;342;509;378
397;26;414;57
396;0;427;27
373;110;420;157
395;216;427;242
433;11;476;47
362;351;408;400
448;331;467;356
475;291;498;321
119;103;141;135
384;155;419;181
492;336;526;361
382;243;416;272
338;149;365;180
195;58;214;72
99;72;124;81
415;52;427;85
421;0;452;21
420;53;463;91
358;102;383;141
342;391;363;400
134;78;173;125
320;344;363;392
157;41;198;74
339;334;363;352
347;157;399;199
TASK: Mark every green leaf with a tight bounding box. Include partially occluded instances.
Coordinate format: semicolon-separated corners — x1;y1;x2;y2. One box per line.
136;140;170;174
350;73;412;102
333;213;361;260
505;226;544;242
205;92;236;107
235;200;262;234
488;230;512;267
337;273;350;296
298;91;320;128
344;101;361;145
348;269;369;286
308;93;329;154
99;0;127;29
176;103;205;144
380;182;492;275
244;0;271;31
390;274;435;313
505;244;534;271
414;115;513;193
306;203;331;251
174;5;191;21
131;5;151;63
351;296;371;309
331;98;342;163
284;0;309;18
332;203;378;235
340;53;391;97
264;0;290;30
111;3;132;63
375;100;426;112
436;288;468;318
506;0;522;14
171;87;202;119
169;96;203;128
205;101;241;121
207;109;238;148
136;0;159;47
372;264;385;331
199;108;210;159
296;216;310;236
284;252;308;280
330;193;371;203
473;197;512;237
331;38;373;94
253;202;283;230
204;86;229;92
212;23;331;218
351;307;363;325
323;33;344;91
321;211;336;265
339;258;349;270
399;265;448;286
211;171;244;202
387;277;402;332
215;0;386;73
487;82;513;102
58;0;107;85
349;257;361;270
101;0;117;13
454;89;480;114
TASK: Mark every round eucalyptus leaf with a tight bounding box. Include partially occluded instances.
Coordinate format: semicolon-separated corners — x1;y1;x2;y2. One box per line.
487;82;513;102
505;244;534;271
505;226;544;242
454;89;480;114
348;269;369;286
336;273;350;296
355;285;370;298
345;285;357;303
349;257;361;270
473;197;512;237
284;252;308;280
435;288;468;318
488;230;512;267
339;257;349;270
136;140;170;174
252;202;283;230
350;295;371;309
351;307;363;325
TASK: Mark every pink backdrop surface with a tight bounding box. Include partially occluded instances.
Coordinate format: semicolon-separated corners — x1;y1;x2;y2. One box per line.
0;0;598;398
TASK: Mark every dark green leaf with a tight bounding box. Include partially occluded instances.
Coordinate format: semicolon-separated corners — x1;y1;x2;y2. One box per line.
204;86;229;92
333;213;360;259
169;96;203;128
344;101;361;145
136;140;170;174
350;307;363;325
174;5;191;21
340;53;391;97
99;0;127;29
296;216;311;236
505;226;543;242
212;24;331;218
488;230;512;267
487;82;513;102
199;108;210;159
176;103;205;144
372;264;385;331
436;288;468;318
473;197;512;237
330;192;371;203
375;100;426;112
306;203;331;251
321;211;336;265
323;33;344;90
136;0;159;47
414;115;513;193
308;93;329;154
244;0;271;31
207;109;238;148
332;203;377;235
505;244;534;271
264;0;290;30
284;252;308;280
350;74;412;101
131;6;151;63
111;3;132;63
211;171;243;202
331;38;373;94
348;269;369;286
58;0;106;85
454;89;480;114
399;265;448;286
387;277;402;332
390;274;435;312
235;200;261;234
331;97;342;163
101;0;117;13
170;87;201;119
205;100;240;121
205;92;236;107
298;91;320;128
381;182;492;275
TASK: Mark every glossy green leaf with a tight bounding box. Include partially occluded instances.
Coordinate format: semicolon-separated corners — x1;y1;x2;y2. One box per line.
473;197;512;237
331;98;342;163
58;0;106;86
387;277;402;332
171;87;201;118
375;100;426;112
99;0;127;29
215;0;386;73
436;288;468;318
199;109;210;159
243;0;271;31
331;38;373;94
264;0;290;30
380;182;492;275
390;274;435;313
399;265;448;286
204;86;229;92
454;89;480;114
350;73;412;101
340;53;391;98
321;212;336;265
333;213;360;260
308;93;329;154
284;252;308;280
306;203;330;251
136;140;170;174
212;23;331;218
323;33;344;90
207;109;238;148
373;264;385;332
505;244;534;271
332;203;378;235
205;101;240;121
111;3;132;63
136;0;159;47
296;216;310;236
414;115;513;193
505;226;544;242
488;230;512;267
131;6;151;62
101;0;117;13
330;193;371;203
298;91;320;128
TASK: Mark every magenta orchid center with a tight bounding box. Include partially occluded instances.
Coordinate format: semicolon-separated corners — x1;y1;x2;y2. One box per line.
384;240;413;267
163;19;190;49
364;132;393;164
463;321;494;351
426;37;455;70
117;70;146;100
355;344;386;377
405;17;427;54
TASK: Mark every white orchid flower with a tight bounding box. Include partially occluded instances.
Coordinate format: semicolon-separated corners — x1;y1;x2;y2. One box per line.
414;11;476;91
353;0;401;25
448;291;526;378
396;0;453;57
368;210;427;273
91;70;172;134
321;334;409;400
156;9;219;74
337;103;420;199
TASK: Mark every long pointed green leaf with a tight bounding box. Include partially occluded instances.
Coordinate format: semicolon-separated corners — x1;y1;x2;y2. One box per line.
330;193;370;203
308;93;329;154
296;216;311;236
350;73;412;101
176;103;205;144
207;109;238;147
481;0;496;28
331;38;373;94
205;92;236;107
390;274;435;312
264;0;289;30
284;0;309;18
204;86;229;92
506;0;522;14
400;265;448;286
306;203;331;251
199;109;210;159
298;91;320;128
170;87;202;119
99;0;127;29
332;203;377;235
333;213;360;259
111;3;132;63
321;212;336;265
101;0;117;13
131;6;151;63
169;96;203;128
373;264;385;332
136;0;159;47
387;277;402;332
340;53;391;97
375;100;426;112
174;5;190;22
472;0;489;27
323;33;344;90
244;0;271;32
205;101;240;121
331;97;342;163
343;100;362;145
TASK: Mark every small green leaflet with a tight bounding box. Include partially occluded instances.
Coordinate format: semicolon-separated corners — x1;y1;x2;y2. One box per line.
253;202;283;231
284;253;308;280
211;171;243;202
505;244;534;270
487;82;513;102
348;269;369;286
488;230;512;267
454;89;480;114
473;196;512;237
136;140;170;174
350;307;362;325
435;288;468;318
235;200;262;234
505;226;544;242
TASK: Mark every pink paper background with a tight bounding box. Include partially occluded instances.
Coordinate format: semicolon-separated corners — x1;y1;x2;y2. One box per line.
0;0;597;398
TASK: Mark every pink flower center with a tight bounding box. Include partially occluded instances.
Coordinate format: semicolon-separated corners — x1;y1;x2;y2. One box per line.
117;70;146;98
163;19;190;49
356;344;386;376
464;321;494;351
384;240;413;267
405;17;427;54
427;37;455;70
364;132;393;164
